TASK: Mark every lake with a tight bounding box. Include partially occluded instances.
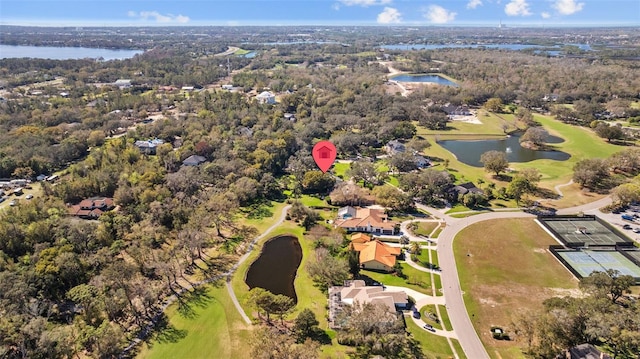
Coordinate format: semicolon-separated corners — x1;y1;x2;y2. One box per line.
391;74;458;86
245;235;302;301
382;43;592;52
438;134;570;167
0;45;143;60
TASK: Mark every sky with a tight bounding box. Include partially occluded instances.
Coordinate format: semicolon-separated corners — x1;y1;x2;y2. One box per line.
1;0;638;26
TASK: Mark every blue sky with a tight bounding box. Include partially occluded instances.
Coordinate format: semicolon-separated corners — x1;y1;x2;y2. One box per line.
1;0;638;26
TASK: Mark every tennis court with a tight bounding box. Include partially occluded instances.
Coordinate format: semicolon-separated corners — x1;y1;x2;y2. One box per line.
555;249;640;279
540;216;631;247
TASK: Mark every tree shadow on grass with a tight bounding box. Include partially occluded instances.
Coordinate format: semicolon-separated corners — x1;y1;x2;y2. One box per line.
149;313;188;345
177;286;213;319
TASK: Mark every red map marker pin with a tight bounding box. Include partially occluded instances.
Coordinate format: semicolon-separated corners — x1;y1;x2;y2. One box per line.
312;141;337;173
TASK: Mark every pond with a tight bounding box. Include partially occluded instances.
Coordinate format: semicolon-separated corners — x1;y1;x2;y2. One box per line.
391;74;458;86
0;44;143;60
245;235;302;301
438;133;570;167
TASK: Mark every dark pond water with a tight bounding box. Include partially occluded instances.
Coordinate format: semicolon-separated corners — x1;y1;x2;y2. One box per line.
391;74;458;86
438;134;570;167
0;44;143;60
245;235;302;301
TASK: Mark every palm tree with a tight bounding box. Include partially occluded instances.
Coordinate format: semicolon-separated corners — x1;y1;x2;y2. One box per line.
410;241;421;256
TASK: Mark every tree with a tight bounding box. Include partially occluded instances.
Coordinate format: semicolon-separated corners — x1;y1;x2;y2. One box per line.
608;148;640;175
289;200;320;230
611;182;640;206
595;122;625;142
388;152;419;173
573;158;610;189
307;248;350;291
293;309;320;343
520;127;548;147
329;181;368;207
484;97;503;113
302;170;336;194
507;176;535;204
348;160;386;187
480;150;509;176
347;248;360;278
409;241;421;256
251;327;320;359
372;185;414;213
579;269;635;304
516;108;537;127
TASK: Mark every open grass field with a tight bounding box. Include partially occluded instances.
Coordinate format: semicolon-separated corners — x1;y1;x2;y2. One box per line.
136;284;252;359
453;218;579;359
406;318;454;359
416;110;518;140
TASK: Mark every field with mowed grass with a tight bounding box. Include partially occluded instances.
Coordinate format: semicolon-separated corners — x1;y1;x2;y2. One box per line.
136;284;252;359
454;218;579;359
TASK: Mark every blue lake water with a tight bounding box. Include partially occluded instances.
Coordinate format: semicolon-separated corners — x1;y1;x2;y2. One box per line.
391;74;458;86
245;235;302;301
382;43;592;52
0;45;143;60
438;134;570;167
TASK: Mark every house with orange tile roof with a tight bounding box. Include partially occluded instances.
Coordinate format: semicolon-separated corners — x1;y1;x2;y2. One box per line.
351;239;402;272
335;206;398;235
350;233;372;244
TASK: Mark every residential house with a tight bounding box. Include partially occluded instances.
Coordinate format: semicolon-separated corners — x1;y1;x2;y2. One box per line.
566;344;612;359
451;182;484;196
350;233;372;244
68;197;115;219
328;280;408;328
350;239;402;272
385;140;406;155
442;104;471;117
134;139;164;155
182;155;207;166
542;94;559;102
335;206;398;235
114;79;132;89
181;86;195;92
414;155;431;169
256;91;276;104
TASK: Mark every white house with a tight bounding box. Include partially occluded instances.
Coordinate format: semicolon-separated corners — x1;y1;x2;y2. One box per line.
114;79;132;89
256;91;276;104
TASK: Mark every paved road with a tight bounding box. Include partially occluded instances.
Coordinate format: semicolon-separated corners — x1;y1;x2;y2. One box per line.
425;196;611;359
214;46;239;57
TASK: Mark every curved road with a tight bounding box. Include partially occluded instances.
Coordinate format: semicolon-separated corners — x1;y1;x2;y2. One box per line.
419;195;612;359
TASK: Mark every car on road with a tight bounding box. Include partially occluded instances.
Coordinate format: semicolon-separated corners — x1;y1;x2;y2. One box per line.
622;214;635;221
9;200;16;206
633;228;640;233
26;194;33;200
423;324;436;332
623;224;632;230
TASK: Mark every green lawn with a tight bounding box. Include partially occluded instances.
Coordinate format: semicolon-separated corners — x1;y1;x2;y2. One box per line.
361;262;432;295
451;339;467;359
437;305;452;331
233;48;251;55
419;305;443;330
405;318;453;358
299;194;333;208
411;221;439;237
454;218;578;359
332;162;350;179
136;284;252;359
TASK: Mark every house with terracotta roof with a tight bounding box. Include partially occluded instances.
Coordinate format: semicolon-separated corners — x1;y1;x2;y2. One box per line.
351;239;402;272
335;206;398;235
68;197;115;219
350;233;372;244
328;280;408;328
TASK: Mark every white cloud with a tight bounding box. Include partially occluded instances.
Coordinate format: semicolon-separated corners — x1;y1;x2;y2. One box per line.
504;0;531;16
552;0;584;15
128;11;190;23
541;11;551;19
377;7;402;23
467;0;483;9
339;0;392;6
424;5;457;24
332;3;341;10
